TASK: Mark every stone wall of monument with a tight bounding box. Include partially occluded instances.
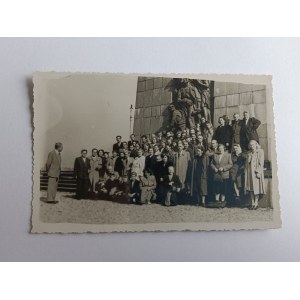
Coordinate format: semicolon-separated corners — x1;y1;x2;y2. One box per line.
213;82;269;161
133;77;173;140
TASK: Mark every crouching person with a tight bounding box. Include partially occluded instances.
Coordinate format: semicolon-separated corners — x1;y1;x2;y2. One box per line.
162;166;182;206
114;175;130;204
101;172;119;200
139;169;157;204
128;172;141;204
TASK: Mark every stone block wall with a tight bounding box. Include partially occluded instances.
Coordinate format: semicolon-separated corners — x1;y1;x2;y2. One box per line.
134;77;173;140
213;82;269;160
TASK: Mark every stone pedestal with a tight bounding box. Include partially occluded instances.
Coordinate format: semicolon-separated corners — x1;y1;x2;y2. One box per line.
133;77;173;140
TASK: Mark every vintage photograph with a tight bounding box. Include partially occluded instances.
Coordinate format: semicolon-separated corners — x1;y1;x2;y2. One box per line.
32;72;281;233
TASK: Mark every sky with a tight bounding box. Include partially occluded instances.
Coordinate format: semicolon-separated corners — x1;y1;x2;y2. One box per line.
36;73;137;169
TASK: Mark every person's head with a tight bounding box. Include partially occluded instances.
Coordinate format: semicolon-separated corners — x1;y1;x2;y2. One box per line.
129;144;134;151
172;141;177;148
130;133;135;141
186;137;191;143
176;131;182;138
123;149;129;157
183;141;189;150
165;144;171;151
206;122;213;130
169;104;176;112
137;149;143;157
151;133;156;139
233;144;242;155
122;175;128;183
156;155;162;162
107;166;113;174
130;172;137;181
141;135;147;142
162;154;169;163
119;151;125;158
104;152;109;158
116;135;122;142
55;142;63;152
211;139;218;150
197;135;204;143
160;141;166;149
81;149;88;158
167;138;172;145
132;141;137;147
243;111;250;120
122;141;128;148
166;131;172;137
219;117;225;126
98;149;104;157
181;131;186;138
201;116;206;124
153;144;159;152
196;146;204;157
218;144;225;154
143;143;149;151
144;169;151;178
136;143;141;150
178;143;184;152
168;165;175;175
112;150;117;157
248;140;258;151
190;129;195;135
109;173;116;181
191;133;196;141
149;148;154;155
92;148;98;157
157;132;162;138
233;113;240;121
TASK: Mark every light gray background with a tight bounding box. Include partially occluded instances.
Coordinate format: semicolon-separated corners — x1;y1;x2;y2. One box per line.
0;38;298;261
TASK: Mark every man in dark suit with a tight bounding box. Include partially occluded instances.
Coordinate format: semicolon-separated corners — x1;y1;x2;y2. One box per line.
240;111;261;151
128;134;138;149
162;165;182;206
112;135;124;154
145;148;157;174
45;142;63;203
128;172;141;204
74;149;91;199
231;113;242;145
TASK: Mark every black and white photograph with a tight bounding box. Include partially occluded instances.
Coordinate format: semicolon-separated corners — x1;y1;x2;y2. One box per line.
32;72;280;233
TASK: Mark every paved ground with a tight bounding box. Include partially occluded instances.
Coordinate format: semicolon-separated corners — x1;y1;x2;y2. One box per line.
39;191;274;225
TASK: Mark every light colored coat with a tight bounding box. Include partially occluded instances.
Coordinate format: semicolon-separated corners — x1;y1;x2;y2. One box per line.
211;152;233;180
46;150;61;178
89;156;102;192
244;149;265;195
174;150;191;185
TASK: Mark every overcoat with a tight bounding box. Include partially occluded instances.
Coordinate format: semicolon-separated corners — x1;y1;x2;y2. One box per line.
244;148;265;195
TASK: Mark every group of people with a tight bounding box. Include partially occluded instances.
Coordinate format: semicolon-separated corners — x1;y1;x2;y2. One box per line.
45;111;266;210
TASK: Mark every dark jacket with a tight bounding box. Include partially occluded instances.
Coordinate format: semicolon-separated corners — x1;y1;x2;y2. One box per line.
162;174;182;193
231;119;242;145
74;157;90;179
129;179;141;196
145;154;157;173
240;117;261;143
112;142;124;154
213;125;233;148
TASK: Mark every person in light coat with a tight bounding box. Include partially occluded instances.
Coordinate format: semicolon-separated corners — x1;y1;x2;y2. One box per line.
244;140;265;210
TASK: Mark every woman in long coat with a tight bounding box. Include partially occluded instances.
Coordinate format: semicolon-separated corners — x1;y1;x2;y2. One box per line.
244;140;265;210
190;146;209;206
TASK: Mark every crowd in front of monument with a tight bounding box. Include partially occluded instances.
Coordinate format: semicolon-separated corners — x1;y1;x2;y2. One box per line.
45;111;266;210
